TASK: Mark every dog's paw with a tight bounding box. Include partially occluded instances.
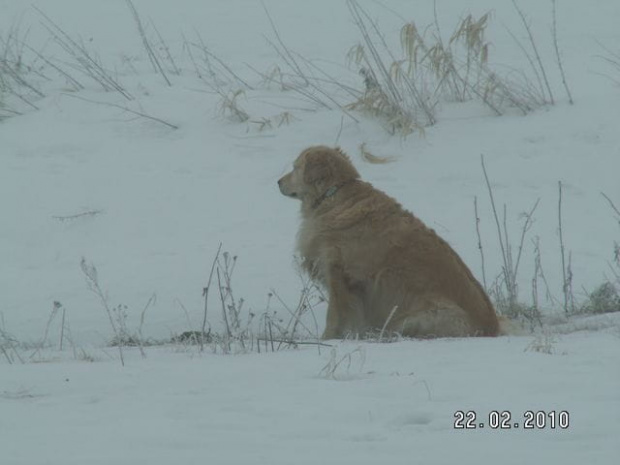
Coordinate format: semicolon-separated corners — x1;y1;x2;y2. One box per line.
321;327;341;340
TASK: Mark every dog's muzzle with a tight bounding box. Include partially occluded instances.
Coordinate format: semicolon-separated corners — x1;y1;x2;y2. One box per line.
278;178;298;198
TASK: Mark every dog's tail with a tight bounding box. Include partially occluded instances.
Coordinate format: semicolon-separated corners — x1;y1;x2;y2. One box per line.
497;315;526;336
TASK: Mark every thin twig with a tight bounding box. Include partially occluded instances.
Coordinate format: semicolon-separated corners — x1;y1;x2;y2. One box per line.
480;155;510;293
502;204;514;301
59;304;66;350
511;0;554;104
201;242;222;352
29;303;60;360
270;288;317;338
0;61;44;97
125;0;171;86
24;43;84;90
551;0;573;104
558;181;569;315
601;192;620;221
52;209;103;221
291;51;362;98
268;319;275;352
262;4;359;122
137;293;156;358
216;269;231;343
191;37;253;90
151;21;180;76
531;236;555;312
0;314;24;364
261;1;308;85
334;115;345;145
0;345;13;364
80;258;125;366
567;251;575;312
61;93;178;129
35;6;133;100
513;198;540;279
473;196;488;289
268;44;360;122
505;27;546;105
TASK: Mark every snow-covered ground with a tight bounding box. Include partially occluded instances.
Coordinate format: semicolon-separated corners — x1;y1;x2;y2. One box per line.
1;0;619;463
3;331;620;465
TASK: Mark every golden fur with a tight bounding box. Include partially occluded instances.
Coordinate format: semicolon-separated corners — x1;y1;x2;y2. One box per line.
278;146;500;339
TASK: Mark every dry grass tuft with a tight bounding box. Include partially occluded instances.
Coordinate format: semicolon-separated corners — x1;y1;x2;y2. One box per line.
524;330;557;355
342;0;569;135
218;89;250;122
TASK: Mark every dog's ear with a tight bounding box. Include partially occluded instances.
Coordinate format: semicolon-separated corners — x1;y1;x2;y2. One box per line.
303;152;330;187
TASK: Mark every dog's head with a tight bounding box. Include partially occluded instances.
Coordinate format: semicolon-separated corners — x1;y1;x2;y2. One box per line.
278;146;360;207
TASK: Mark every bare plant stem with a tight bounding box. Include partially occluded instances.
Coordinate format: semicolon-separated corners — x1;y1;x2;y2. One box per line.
502;204;514;301
601;192;620;222
270;288;317;338
527;236;545;329
261;1;308;86
201;242;222;352
25;43;84;90
80;258;125;366
558;181;569;315
431;5;502;116
136;293;156;358
512;0;554;104
1;61;44;98
473;196;488;290
480;154;512;301
531;239;540;311
59;305;66;351
264;35;360;121
262;0;358;122
29;302;61;360
334;115;345;145
567;251;575;312
191;35;253;90
216;269;231;353
61;93;178;129
52;209;103;221
348;0;438;124
0;345;13;364
151;21;180;76
35;6;133;100
125;0;171;86
513;198;540;279
268;319;275;352
551;0;573;104
0;314;24;364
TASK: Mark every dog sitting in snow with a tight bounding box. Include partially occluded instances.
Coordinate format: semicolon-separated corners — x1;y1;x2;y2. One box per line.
278;146;500;339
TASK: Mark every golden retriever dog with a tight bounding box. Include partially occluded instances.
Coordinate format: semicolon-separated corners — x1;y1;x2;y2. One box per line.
278;146;500;339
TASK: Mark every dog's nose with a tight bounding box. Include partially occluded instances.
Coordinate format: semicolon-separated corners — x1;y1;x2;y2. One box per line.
277;178;282;186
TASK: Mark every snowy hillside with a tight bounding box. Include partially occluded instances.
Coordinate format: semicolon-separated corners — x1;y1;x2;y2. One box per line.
1;0;619;463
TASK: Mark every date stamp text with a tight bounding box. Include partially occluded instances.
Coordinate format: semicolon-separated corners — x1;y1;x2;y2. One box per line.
453;410;570;430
